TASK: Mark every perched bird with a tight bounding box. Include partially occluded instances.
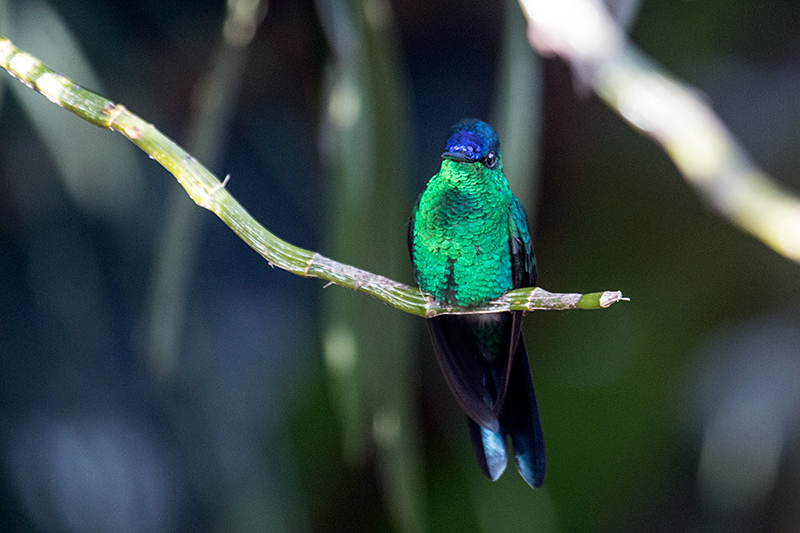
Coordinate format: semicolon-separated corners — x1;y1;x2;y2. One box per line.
408;119;545;488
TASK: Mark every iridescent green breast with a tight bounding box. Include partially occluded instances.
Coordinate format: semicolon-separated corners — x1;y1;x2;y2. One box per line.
411;160;514;306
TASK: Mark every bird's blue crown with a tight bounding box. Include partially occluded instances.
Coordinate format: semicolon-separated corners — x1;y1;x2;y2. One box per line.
444;118;500;162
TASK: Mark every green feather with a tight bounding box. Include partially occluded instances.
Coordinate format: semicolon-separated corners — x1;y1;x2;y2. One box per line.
411;157;516;306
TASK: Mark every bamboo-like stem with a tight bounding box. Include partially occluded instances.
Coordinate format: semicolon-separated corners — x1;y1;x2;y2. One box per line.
0;35;626;316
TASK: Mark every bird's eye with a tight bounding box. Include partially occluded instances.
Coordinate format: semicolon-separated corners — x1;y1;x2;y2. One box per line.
484;151;497;168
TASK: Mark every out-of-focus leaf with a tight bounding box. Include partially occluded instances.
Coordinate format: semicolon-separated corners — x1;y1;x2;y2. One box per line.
317;0;425;531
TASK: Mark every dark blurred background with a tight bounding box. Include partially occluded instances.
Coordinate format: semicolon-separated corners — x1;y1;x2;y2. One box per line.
2;0;800;531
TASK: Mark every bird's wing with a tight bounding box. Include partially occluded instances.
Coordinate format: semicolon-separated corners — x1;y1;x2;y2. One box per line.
503;196;545;488
509;196;537;289
492;196;536;416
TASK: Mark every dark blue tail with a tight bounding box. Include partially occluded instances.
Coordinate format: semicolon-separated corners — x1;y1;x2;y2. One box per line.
468;338;545;488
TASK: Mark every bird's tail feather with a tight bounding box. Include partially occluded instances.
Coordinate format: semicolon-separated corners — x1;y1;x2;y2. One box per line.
468;338;545;488
468;417;507;481
503;339;546;488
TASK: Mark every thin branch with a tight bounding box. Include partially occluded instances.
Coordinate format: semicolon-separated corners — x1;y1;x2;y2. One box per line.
518;0;800;264
0;35;627;316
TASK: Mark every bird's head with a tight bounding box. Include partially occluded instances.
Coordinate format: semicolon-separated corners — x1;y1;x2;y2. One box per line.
441;118;501;170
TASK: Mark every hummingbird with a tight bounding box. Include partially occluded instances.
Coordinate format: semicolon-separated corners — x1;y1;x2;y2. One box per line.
408;118;545;488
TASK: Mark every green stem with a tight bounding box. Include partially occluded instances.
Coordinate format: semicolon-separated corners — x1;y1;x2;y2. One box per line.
0;35;627;317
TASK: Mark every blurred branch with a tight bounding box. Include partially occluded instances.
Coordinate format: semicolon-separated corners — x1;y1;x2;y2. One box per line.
0;35;626;316
518;0;800;263
492;0;543;214
4;1;144;222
